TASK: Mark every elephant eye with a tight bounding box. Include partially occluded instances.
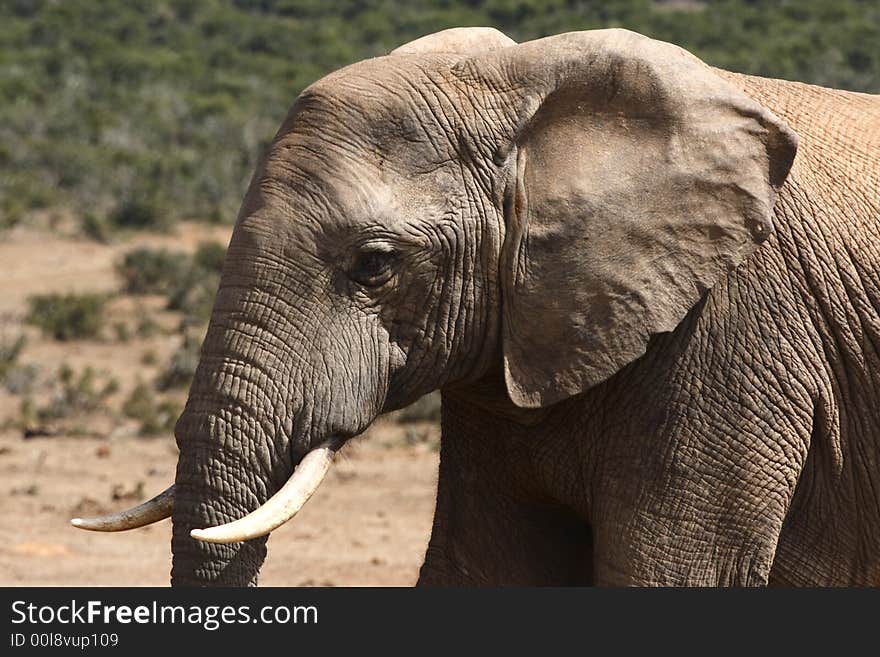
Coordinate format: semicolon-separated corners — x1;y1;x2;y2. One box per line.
349;245;396;287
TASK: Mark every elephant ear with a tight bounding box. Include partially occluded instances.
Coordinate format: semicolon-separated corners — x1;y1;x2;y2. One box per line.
455;29;798;408
391;27;515;55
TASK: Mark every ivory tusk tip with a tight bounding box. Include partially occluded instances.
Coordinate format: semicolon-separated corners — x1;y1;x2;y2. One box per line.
67;484;175;532
70;517;107;531
190;528;207;540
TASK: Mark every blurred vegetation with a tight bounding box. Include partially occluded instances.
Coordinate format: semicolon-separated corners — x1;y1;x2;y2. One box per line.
25;293;108;341
0;333;26;382
21;364;118;428
123;380;181;435
118;241;225;326
157;331;201;390
118;248;192;295
397;391;442;424
165;246;224;328
1;1;877;231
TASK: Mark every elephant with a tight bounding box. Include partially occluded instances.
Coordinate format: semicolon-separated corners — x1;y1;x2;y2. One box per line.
73;27;880;586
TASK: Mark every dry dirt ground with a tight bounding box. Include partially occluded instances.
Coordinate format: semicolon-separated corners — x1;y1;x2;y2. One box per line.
0;223;439;586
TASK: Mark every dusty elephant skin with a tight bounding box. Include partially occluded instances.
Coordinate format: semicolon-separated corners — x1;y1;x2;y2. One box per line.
76;27;880;586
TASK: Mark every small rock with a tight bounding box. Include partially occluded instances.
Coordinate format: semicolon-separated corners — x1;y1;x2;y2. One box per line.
71;497;109;517
22;426;57;439
111;481;145;502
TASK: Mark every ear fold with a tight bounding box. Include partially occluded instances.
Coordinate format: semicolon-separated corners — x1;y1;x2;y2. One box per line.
456;29;798;408
391;27;515;56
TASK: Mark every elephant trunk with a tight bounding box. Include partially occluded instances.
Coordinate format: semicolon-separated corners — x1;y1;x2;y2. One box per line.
170;392;277;587
169;269;307;586
171;485;267;587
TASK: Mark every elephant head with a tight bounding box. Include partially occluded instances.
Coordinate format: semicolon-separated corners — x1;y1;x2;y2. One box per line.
73;27;796;586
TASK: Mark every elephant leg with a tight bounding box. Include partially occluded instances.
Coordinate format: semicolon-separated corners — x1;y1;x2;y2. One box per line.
418;398;592;586
418;472;592;585
590;421;811;586
591;508;780;586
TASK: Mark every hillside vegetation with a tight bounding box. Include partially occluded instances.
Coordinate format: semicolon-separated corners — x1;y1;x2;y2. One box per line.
1;0;878;232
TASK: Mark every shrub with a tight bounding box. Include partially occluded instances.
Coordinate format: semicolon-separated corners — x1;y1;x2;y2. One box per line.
397;391;442;424
158;332;201;390
135;309;161;338
113;321;131;342
0;333;37;395
123;381;181;435
36;364;116;421
26;293;107;341
0;333;26;381
121;381;154;422
117;248;190;295
81;212;113;243
193;241;227;274
109;195;171;231
140;399;181;436
168;269;220;327
3;363;38;395
119;244;223;326
3;0;878;237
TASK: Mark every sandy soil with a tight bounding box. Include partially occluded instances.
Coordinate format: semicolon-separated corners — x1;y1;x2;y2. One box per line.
0;425;438;586
0;224;439;586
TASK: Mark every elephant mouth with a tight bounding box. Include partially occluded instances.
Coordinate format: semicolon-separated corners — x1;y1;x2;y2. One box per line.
69;444;338;544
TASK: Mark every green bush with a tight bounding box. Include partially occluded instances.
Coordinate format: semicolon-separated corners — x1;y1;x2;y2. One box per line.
1;1;876;235
3;362;38;395
36;364;117;421
121;380;155;422
113;321;131;342
25;293;108;341
119;244;223;325
193;241;227;274
135;306;161;338
109;195;171;231
0;333;37;395
397;391;442;424
167;268;220;327
80;212;113;243
117;248;191;295
122;380;181;435
158;332;201;390
0;333;26;381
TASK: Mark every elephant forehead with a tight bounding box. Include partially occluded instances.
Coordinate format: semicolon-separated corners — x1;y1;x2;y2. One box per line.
252;134;451;240
288;57;464;154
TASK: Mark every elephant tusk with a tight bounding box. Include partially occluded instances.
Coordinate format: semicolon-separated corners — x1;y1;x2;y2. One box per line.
71;485;175;531
190;447;335;544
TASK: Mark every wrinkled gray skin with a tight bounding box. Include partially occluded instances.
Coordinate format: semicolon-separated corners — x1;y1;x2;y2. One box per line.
171;27;880;586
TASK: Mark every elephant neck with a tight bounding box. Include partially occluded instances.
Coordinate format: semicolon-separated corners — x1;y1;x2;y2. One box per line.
443;365;551;426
